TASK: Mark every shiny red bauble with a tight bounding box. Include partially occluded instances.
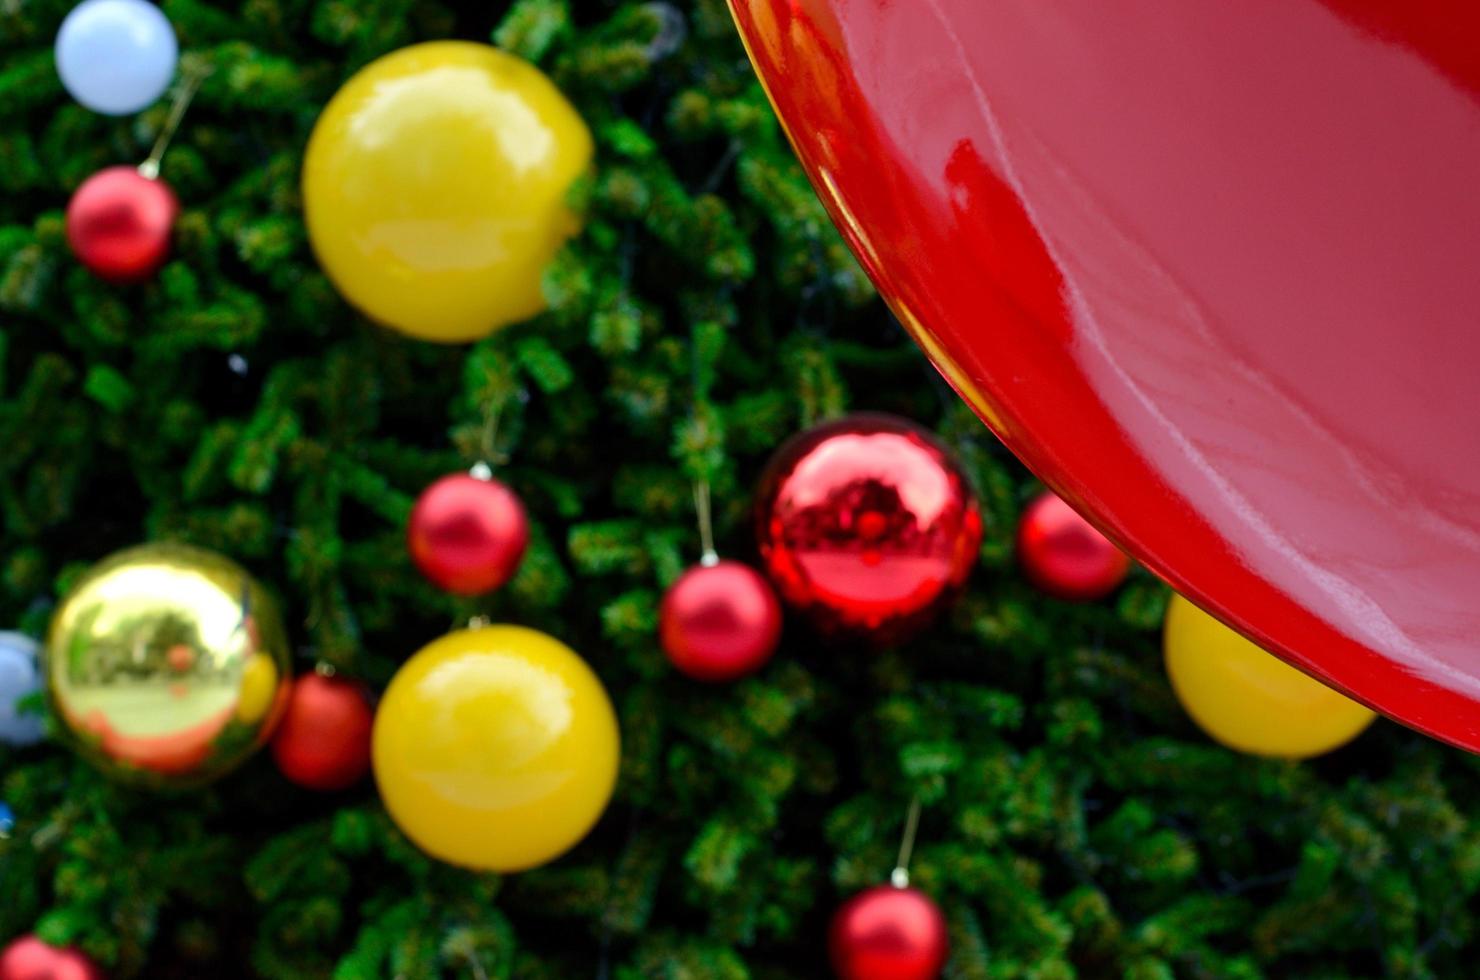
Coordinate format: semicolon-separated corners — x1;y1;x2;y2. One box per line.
0;936;101;980
660;560;782;682
65;166;178;283
407;473;529;595
755;414;981;643
829;886;949;980
1017;492;1130;601
270;673;374;791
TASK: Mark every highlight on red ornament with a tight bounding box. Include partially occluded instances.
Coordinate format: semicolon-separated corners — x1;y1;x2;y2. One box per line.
755;413;981;644
407;471;529;595
1017;491;1130;601
660;559;782;682
65;165;178;283
270;672;374;791
0;935;101;980
828;885;949;980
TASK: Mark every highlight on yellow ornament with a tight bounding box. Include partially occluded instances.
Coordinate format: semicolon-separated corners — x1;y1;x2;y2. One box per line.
1163;593;1376;759
301;41;594;343
44;543;292;788
372;625;620;872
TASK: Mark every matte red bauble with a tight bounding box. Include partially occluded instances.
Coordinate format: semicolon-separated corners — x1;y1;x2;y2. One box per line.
755;414;980;643
408;473;529;595
1018;492;1130;601
727;2;1480;749
65;166;177;283
660;560;782;682
270;673;374;791
829;886;948;980
0;936;101;980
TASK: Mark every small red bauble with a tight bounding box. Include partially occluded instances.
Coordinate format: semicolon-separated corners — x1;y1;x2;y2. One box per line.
1017;492;1130;601
270;673;374;791
408;472;529;595
65;166;178;283
660;560;782;682
0;935;101;980
755;413;981;643
829;886;949;980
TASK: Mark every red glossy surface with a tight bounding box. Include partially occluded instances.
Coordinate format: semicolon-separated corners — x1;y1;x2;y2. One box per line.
271;673;374;791
828;886;948;980
65;166;176;283
1018;492;1130;602
407;473;529;596
756;414;980;644
0;936;101;980
660;560;782;681
729;0;1480;749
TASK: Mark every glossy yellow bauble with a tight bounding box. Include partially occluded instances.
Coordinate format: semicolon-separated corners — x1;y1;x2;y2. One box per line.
302;41;593;343
45;544;292;789
373;625;620;872
1164;594;1376;759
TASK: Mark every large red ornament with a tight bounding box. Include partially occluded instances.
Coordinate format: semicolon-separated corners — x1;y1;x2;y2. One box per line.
408;472;529;595
829;886;948;980
755;414;980;644
65;166;177;283
660;560;782;681
270;673;374;791
728;1;1480;750
1018;492;1130;601
0;936;101;980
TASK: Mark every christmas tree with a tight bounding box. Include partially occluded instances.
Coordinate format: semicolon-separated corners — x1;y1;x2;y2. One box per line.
3;1;1479;977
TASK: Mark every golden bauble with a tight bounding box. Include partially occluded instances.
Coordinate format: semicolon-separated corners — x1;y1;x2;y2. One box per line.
45;543;292;789
1164;593;1376;759
373;626;620;872
302;41;594;343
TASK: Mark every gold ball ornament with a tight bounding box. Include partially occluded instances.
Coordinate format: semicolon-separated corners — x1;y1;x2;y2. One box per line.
45;544;292;788
302;41;594;343
1164;593;1376;759
373;625;620;872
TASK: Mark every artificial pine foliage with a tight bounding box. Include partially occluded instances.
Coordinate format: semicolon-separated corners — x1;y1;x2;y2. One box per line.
2;1;1479;977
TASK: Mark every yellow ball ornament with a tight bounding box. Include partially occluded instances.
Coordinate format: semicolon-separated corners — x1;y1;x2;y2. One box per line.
302;41;593;343
373;625;620;872
1164;593;1376;759
45;544;292;788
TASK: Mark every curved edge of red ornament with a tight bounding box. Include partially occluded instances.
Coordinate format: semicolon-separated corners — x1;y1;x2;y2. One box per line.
723;0;1480;754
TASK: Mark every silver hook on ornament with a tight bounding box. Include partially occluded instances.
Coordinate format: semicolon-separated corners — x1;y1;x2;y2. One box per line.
693;478;719;567
138;64;210;180
890;796;923;889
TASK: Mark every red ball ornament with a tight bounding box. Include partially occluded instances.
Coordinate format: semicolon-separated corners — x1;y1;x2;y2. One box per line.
660;559;782;682
65;166;178;283
1017;492;1130;601
0;936;101;980
829;885;949;980
270;672;374;791
408;472;529;595
755;414;981;643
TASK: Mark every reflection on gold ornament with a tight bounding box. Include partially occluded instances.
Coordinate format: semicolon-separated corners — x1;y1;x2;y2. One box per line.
45;543;292;789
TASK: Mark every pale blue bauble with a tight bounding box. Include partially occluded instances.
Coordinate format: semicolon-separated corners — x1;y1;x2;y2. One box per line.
0;631;44;746
55;0;178;116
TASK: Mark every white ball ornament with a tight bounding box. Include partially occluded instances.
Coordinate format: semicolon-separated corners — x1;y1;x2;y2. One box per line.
0;632;44;747
55;0;179;116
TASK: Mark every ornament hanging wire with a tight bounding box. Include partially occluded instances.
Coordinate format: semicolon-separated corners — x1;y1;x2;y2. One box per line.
139;64;211;180
693;478;719;567
890;796;922;888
